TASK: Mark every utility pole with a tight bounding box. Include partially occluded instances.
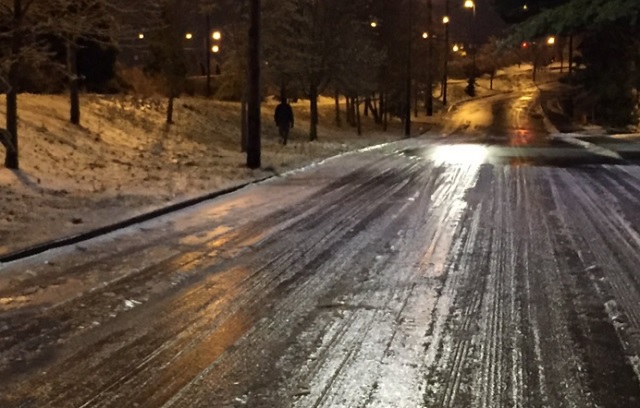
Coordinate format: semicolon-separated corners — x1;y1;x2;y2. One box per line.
426;0;433;116
246;0;261;169
404;0;413;137
442;0;450;107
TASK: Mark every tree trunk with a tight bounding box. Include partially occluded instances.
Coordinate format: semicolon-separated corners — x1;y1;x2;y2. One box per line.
355;96;362;136
280;80;287;101
413;84;418;118
309;87;318;141
367;97;379;123
345;96;352;126
5;0;21;169
490;72;494;90
68;41;80;125
334;89;341;127
382;93;388;132
568;35;574;76
378;92;384;125
351;97;358;127
247;0;261;168
205;13;212;97
241;89;248;152
364;96;370;117
166;94;175;124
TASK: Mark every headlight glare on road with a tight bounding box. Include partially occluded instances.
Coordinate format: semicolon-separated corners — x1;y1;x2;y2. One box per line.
432;144;488;165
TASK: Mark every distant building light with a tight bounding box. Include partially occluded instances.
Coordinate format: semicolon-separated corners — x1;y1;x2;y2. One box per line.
522;41;529;48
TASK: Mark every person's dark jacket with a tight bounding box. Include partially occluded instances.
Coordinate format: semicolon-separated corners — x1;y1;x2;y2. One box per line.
274;103;294;128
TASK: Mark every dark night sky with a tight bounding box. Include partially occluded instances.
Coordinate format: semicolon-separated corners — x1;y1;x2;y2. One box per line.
436;0;509;43
179;0;509;47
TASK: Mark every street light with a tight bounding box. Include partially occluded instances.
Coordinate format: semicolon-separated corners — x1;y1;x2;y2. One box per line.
212;45;220;53
212;31;222;40
442;15;450;106
464;0;476;17
185;33;193;40
138;33;144;40
370;21;378;28
547;36;556;45
422;32;429;39
453;44;460;52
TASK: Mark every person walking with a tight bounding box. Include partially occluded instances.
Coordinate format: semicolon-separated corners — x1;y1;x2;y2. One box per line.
274;99;294;145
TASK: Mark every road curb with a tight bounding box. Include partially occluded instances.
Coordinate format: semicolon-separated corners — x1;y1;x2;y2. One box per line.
0;177;272;264
550;134;623;161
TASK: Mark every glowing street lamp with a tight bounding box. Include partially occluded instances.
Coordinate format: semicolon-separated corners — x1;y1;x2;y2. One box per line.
453;44;460;52
422;32;429;39
138;33;144;40
185;33;193;40
212;31;222;41
370;21;378;28
212;45;220;53
547;36;556;45
442;16;450;24
464;0;476;17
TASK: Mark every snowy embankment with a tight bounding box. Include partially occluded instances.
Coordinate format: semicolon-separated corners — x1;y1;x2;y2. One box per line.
0;94;398;255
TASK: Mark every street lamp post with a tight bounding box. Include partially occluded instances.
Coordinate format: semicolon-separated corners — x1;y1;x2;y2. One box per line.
464;0;477;72
425;0;434;116
404;0;413;137
247;0;261;169
442;14;450;107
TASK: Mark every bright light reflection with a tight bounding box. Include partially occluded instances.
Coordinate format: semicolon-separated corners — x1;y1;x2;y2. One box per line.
432;145;488;165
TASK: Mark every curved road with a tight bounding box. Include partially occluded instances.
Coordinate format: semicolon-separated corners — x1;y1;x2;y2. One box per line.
2;89;640;407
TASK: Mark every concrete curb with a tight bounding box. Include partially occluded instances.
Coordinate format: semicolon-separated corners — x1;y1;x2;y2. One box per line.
550;133;623;161
0;177;274;264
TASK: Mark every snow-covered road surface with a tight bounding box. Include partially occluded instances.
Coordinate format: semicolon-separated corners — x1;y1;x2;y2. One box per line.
2;91;640;407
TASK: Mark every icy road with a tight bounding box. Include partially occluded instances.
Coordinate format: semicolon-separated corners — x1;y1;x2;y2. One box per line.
2;91;640;407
